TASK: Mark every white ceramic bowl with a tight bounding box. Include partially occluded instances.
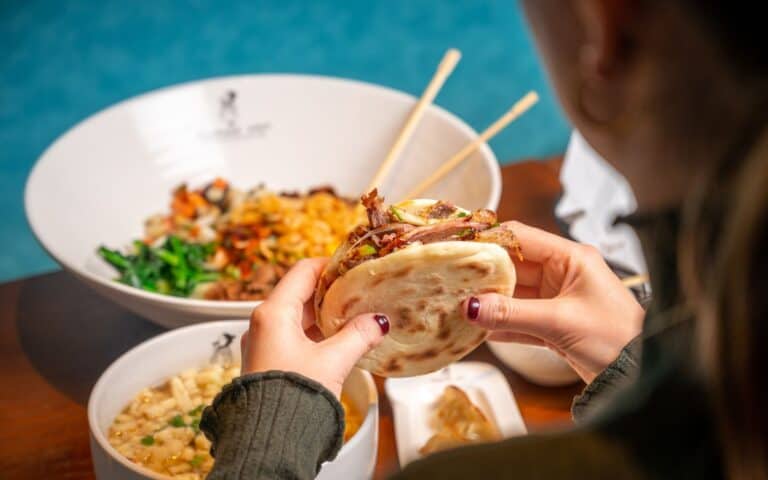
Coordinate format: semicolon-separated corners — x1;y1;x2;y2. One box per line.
25;74;501;328
88;320;379;480
487;341;581;387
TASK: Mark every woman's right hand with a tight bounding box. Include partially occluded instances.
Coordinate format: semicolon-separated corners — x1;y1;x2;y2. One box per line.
464;221;644;383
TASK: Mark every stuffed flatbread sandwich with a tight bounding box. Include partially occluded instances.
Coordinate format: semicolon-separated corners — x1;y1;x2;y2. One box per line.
314;190;520;377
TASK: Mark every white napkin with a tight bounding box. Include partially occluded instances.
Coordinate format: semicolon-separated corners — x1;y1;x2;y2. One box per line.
555;132;647;274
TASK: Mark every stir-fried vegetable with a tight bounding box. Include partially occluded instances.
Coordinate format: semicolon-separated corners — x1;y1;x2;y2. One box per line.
98;236;219;297
357;244;378;257
99;179;363;301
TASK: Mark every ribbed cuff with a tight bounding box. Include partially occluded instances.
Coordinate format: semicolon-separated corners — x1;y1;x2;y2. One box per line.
201;371;345;480
572;335;642;423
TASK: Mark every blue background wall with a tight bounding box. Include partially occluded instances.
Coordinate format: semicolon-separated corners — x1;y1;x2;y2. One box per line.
0;0;571;282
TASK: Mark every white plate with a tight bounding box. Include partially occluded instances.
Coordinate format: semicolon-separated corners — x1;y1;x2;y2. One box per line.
384;361;526;467
25;74;501;328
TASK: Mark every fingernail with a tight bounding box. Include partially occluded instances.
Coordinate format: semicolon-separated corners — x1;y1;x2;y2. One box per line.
467;297;480;320
374;314;390;334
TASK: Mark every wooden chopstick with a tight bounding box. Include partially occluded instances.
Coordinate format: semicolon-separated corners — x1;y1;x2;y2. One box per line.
401;91;539;201
621;274;650;288
364;48;462;194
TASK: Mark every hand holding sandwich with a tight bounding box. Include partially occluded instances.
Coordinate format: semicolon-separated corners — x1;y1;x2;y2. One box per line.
240;258;390;398
463;221;644;383
241;197;643;392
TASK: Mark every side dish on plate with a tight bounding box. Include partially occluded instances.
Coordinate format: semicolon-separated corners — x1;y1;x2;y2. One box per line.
98;179;364;301
419;385;501;455
384;362;526;466
108;362;362;479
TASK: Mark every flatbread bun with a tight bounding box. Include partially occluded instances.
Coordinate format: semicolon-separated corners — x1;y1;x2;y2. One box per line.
316;240;516;377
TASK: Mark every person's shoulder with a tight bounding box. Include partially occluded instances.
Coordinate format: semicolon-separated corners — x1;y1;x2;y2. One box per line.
393;430;649;480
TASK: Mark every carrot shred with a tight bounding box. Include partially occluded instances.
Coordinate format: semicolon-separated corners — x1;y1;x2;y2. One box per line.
188;192;208;209
171;197;196;218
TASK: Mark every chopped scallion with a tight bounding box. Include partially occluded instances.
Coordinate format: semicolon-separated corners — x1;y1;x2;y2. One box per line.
168;414;186;428
188;404;205;416
390;206;404;221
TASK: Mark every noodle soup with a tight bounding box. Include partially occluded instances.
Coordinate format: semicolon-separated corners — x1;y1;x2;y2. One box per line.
108;363;361;479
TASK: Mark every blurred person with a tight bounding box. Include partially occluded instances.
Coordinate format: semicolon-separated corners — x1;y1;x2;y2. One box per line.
200;1;768;478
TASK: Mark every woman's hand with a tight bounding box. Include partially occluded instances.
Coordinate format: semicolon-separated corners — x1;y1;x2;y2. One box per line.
240;258;390;398
464;221;644;383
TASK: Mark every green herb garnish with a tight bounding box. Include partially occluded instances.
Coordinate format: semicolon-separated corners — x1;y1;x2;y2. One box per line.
190;417;201;434
457;211;468;218
98;236;219;297
390;206;404;221
188;404;205;416
358;244;377;257
140;435;155;446
491;222;501;228
190;454;205;468
168;414;186;428
455;228;475;238
224;264;241;280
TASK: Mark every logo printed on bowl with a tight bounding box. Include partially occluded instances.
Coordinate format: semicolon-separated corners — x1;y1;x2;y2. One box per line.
211;332;237;365
199;89;271;141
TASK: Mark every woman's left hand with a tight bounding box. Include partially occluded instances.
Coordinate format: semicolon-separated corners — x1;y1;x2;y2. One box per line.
240;258;390;399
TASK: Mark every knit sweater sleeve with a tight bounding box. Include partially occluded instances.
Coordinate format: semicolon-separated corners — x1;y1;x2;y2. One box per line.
571;335;642;422
200;371;345;480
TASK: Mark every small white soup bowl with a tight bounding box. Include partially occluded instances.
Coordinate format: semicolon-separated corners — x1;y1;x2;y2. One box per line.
487;341;581;387
26;74;501;328
88;320;379;479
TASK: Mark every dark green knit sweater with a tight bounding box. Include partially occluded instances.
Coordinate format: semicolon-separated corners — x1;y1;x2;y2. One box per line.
201;211;724;479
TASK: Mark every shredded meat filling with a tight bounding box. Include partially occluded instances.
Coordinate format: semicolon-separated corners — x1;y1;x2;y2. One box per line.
425;201;458;219
339;249;376;276
337;223;415;275
470;209;497;225
476;226;522;260
322;190;518;296
347;224;370;244
385;220;492;253
361;188;392;229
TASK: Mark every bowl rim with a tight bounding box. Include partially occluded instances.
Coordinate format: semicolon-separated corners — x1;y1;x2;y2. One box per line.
24;73;502;312
87;319;379;479
485;339;581;385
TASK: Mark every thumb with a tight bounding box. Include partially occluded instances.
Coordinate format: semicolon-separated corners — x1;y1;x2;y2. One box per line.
463;294;566;339
321;313;389;372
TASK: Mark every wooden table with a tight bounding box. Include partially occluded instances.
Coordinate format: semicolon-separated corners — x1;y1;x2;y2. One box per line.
0;157;582;479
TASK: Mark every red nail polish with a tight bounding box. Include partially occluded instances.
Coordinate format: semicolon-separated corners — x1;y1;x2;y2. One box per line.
467;297;480;320
374;314;390;334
